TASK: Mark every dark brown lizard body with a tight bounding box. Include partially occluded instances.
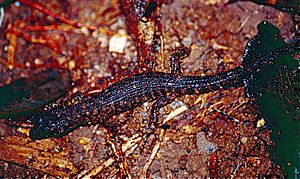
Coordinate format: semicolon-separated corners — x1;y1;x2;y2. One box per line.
29;41;299;140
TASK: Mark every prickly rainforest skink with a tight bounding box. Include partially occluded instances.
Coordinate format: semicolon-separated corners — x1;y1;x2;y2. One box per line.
29;22;299;140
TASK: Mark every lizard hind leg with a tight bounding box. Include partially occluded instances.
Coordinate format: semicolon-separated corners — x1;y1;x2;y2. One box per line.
170;45;191;75
140;95;178;145
148;95;178;131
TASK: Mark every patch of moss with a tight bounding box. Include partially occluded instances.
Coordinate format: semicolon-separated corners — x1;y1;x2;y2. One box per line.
243;21;300;177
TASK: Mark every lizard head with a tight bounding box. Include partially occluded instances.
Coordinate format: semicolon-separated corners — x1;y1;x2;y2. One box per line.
29;107;83;140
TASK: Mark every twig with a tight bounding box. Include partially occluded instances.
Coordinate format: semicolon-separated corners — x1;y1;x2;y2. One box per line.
139;128;164;179
18;0;97;31
77;134;143;178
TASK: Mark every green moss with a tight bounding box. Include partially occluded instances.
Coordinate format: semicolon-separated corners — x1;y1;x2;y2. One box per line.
0;69;71;118
243;21;300;177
